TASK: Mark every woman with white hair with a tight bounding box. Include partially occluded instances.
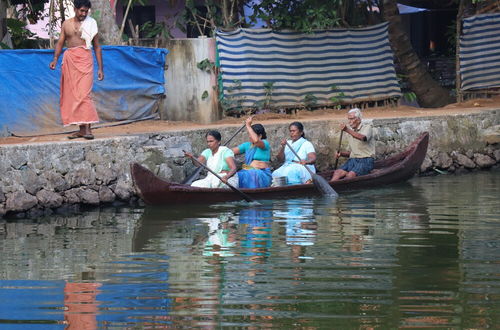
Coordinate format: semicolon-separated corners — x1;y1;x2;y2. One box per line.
330;108;375;181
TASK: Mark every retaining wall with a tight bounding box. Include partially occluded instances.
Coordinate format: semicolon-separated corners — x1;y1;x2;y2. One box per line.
0;109;499;218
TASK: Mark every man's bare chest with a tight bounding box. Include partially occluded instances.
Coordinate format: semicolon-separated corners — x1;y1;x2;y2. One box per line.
64;22;86;46
65;20;83;38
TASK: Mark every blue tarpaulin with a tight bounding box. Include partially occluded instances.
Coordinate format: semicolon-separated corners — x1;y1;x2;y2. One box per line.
0;46;168;137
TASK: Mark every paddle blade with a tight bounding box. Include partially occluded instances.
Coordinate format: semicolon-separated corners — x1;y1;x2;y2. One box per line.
312;174;339;198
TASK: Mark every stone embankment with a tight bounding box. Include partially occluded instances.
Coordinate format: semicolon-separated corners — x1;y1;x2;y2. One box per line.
0;109;499;218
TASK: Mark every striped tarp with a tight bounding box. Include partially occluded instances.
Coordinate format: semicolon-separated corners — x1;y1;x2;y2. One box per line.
460;12;500;91
215;23;401;109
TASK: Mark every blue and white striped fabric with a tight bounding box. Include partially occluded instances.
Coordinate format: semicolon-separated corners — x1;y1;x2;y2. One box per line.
216;23;401;109
460;13;500;91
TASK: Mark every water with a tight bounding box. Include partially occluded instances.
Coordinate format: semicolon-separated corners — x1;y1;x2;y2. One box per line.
1;171;499;328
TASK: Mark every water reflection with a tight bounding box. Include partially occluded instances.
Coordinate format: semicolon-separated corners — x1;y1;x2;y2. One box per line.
0;208;172;328
238;207;273;263
64;281;100;329
274;199;317;263
0;171;499;328
0;208;140;279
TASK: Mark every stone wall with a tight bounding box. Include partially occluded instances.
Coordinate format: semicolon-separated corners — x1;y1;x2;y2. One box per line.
1;109;499;218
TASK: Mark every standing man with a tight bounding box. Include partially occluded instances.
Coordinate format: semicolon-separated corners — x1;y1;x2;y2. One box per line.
49;0;103;140
330;108;375;181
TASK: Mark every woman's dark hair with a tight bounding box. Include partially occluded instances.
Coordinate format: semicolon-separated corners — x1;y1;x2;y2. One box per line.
289;121;305;138
206;130;221;141
251;124;267;139
74;0;91;8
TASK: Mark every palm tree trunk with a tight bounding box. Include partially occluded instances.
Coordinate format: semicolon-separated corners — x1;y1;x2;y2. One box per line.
383;0;454;108
0;0;7;44
91;0;121;45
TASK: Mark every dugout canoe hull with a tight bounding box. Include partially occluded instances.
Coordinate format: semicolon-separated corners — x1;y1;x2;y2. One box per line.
131;132;429;205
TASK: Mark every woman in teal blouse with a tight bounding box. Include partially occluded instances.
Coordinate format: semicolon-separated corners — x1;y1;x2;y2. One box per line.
232;117;272;188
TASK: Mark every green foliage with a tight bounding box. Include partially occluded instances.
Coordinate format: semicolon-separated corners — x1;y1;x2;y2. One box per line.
396;73;407;86
329;84;345;109
249;0;340;31
294;6;340;32
198;58;217;101
10;0;48;25
403;91;417;102
0;42;11;49
177;0;237;37
220;79;246;113
6;18;39;49
255;81;274;109
303;93;318;110
178;0;380;36
396;73;417;103
140;21;170;39
197;58;216;73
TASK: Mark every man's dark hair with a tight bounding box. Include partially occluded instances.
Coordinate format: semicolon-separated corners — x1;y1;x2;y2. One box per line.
206;130;221;141
251;124;267;139
74;0;91;9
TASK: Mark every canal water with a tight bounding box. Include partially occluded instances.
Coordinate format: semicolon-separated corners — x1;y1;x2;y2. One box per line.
0;170;499;328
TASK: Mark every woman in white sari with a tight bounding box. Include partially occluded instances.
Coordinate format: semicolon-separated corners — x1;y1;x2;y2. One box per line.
272;122;317;185
184;130;238;188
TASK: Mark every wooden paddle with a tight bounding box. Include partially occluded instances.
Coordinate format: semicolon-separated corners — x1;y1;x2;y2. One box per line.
182;124;246;185
334;130;344;170
284;141;338;198
183;150;256;203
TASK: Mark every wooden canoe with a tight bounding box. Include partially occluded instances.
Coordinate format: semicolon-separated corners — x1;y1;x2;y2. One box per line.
131;131;429;205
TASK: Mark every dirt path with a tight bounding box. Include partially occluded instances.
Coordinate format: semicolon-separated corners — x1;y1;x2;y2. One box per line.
1;96;499;146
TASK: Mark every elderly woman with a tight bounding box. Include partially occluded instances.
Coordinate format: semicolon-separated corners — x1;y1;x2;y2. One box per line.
184;130;238;188
272;121;317;185
232;117;272;188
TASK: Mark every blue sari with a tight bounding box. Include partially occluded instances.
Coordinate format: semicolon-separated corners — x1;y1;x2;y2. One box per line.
238;146;272;188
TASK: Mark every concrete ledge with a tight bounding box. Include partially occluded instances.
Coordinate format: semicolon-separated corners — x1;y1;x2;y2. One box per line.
1;109;499;218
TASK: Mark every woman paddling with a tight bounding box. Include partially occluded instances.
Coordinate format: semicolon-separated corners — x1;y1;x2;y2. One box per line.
232;117;272;188
272;122;317;185
184;130;238;188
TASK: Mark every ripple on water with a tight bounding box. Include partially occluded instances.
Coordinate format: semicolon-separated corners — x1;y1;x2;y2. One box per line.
0;171;499;328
